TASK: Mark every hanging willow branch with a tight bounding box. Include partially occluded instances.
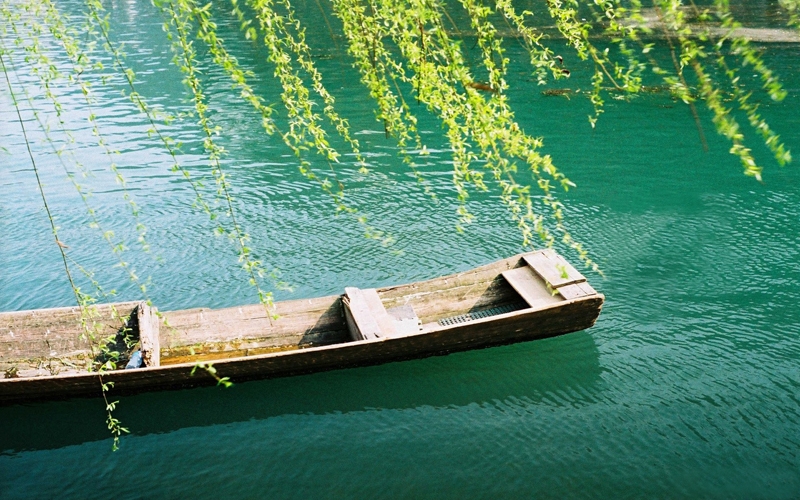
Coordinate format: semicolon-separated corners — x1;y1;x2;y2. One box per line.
3;3;156;301
1;36;132;451
1;0;795;447
161;0;280;313
3;0;795;284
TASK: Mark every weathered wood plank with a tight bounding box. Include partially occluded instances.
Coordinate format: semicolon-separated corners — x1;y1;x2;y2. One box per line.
137;303;160;367
380;277;521;324
501;267;563;309
361;288;397;338
343;302;365;342
160;328;351;365
557;282;597;300
160;296;344;348
160;326;349;360
0;302;139;362
523;249;585;288
343;287;383;340
386;305;422;337
161;297;341;331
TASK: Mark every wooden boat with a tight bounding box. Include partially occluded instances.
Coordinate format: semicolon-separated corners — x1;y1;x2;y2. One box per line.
0;250;604;404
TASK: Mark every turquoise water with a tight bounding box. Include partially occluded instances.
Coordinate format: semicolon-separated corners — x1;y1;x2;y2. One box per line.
2;1;800;498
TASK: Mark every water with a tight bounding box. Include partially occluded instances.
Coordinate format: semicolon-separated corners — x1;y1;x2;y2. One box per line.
1;0;800;498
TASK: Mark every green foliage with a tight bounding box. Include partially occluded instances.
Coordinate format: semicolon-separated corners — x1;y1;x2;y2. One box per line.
0;33;133;451
4;0;793;278
1;0;796;446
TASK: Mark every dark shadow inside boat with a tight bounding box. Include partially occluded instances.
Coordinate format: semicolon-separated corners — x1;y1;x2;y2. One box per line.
461;275;529;324
0;330;602;454
94;313;139;369
298;299;348;348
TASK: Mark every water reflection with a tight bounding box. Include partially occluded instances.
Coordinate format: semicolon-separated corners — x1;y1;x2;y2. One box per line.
0;332;600;454
2;0;800;497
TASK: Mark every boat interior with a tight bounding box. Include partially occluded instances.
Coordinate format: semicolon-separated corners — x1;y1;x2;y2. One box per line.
1;250;597;378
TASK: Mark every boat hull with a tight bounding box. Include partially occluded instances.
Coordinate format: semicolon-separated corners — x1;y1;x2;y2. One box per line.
0;251;604;404
0;295;601;404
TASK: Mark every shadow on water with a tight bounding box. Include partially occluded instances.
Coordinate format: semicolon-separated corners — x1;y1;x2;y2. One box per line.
0;331;601;454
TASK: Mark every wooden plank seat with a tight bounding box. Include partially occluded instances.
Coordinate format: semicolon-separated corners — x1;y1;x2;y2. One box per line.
136;302;161;367
523;249;585;288
343;287;421;340
502;249;597;309
385;304;423;336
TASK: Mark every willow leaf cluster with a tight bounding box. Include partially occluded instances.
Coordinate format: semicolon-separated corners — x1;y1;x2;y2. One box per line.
3;0;793;286
1;1;796;347
1;0;796;451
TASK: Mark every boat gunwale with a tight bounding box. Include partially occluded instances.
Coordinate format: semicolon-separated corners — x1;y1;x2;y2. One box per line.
0;301;141;319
